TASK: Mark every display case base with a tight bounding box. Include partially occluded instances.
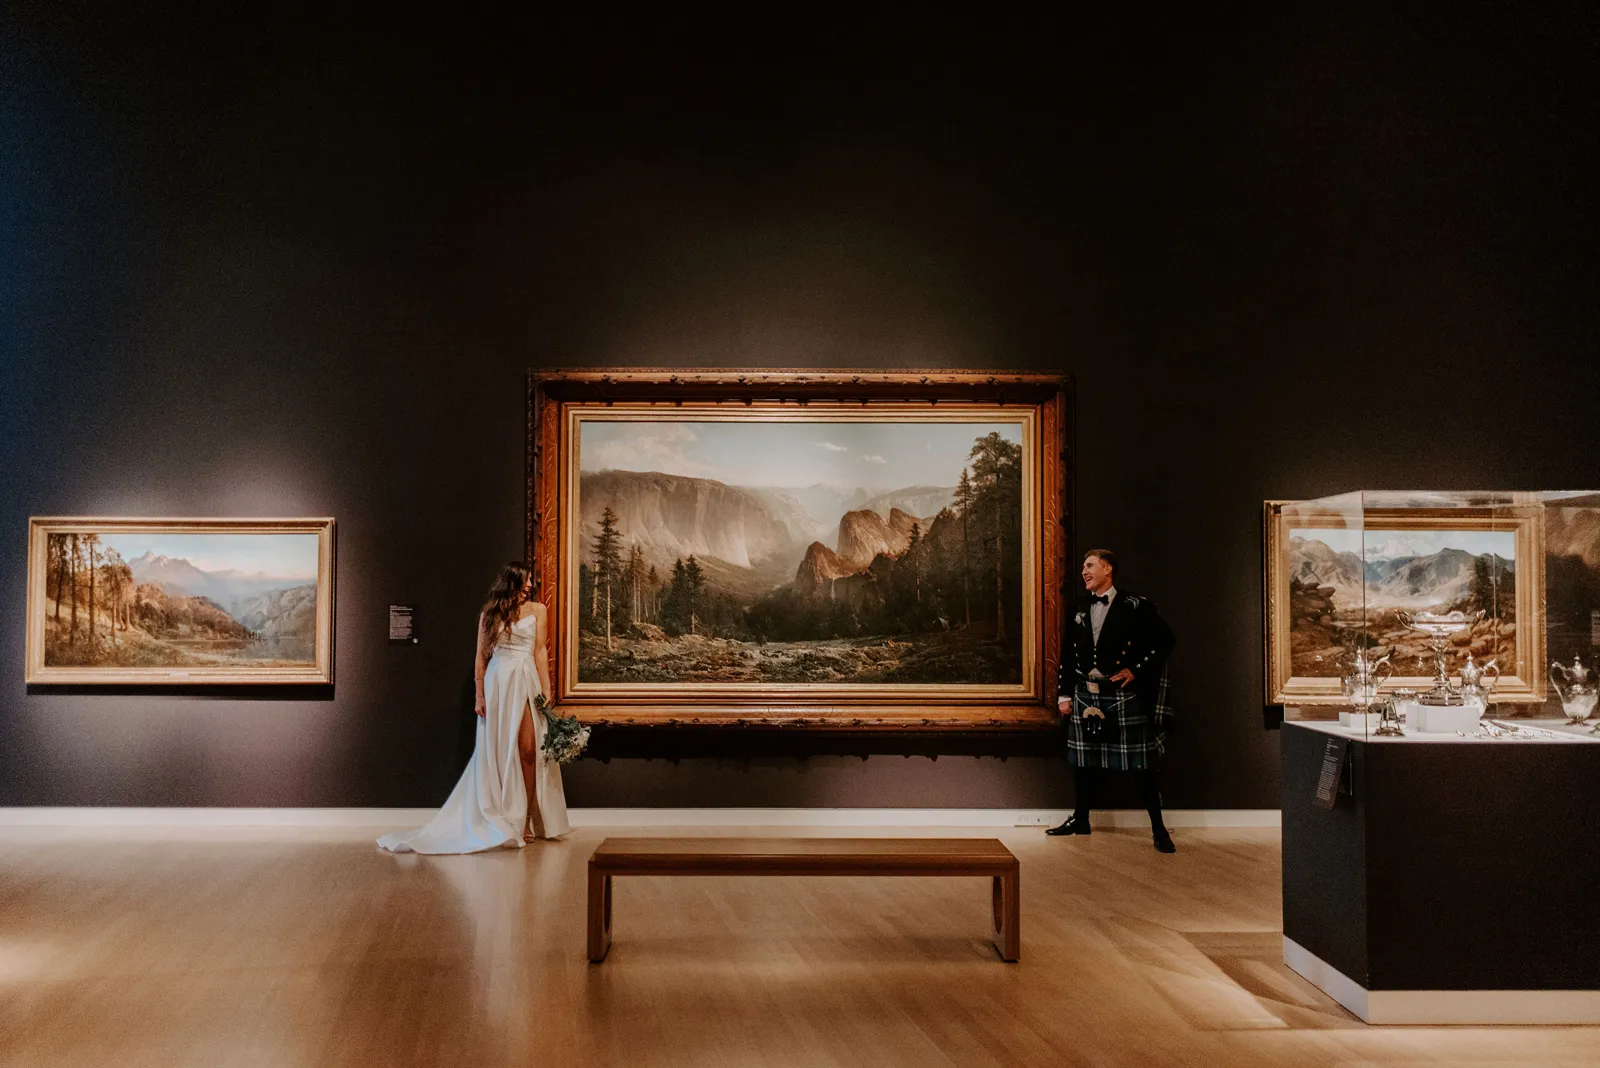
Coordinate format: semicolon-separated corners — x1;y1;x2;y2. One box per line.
1282;722;1600;1025
1285;937;1600;1024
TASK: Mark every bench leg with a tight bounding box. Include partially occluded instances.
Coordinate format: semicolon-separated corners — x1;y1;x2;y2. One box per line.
992;870;1020;962
588;867;612;962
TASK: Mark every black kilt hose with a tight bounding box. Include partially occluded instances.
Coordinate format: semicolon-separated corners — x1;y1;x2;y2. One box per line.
1061;592;1176;771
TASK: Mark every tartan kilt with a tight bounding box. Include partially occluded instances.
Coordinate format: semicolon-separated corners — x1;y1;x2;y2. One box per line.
1063;674;1170;771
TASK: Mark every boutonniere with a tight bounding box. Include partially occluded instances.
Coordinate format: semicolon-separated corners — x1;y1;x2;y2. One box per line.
1074;611;1086;625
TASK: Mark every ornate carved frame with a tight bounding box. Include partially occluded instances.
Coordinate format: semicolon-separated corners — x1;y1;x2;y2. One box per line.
528;369;1073;730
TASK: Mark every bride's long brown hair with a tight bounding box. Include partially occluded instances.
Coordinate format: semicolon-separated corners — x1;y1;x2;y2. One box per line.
481;562;535;651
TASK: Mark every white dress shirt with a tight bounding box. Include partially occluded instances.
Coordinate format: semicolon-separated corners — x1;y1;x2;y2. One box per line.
1089;586;1116;645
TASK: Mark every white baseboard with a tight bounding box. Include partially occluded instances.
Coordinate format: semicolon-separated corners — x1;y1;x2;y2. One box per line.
1283;936;1370;1020
571;808;1279;828
0;807;1280;829
0;807;442;828
1283;936;1600;1025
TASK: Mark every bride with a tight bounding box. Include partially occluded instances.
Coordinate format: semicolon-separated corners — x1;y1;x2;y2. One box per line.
379;562;570;853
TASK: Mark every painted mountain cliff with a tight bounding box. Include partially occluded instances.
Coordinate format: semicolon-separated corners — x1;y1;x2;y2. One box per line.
836;507;923;568
579;470;798;572
128;552;305;613
1288;536;1513;610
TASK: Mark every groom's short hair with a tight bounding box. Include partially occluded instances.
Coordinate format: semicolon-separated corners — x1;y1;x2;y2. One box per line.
1084;548;1118;577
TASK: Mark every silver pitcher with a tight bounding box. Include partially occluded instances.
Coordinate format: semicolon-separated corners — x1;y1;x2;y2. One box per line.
1341;648;1392;708
1549;655;1598;725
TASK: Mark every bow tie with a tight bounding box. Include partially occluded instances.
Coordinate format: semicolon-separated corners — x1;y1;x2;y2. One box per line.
1089;594;1110;606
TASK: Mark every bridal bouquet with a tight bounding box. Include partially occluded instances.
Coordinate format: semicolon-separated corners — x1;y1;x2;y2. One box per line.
535;693;591;765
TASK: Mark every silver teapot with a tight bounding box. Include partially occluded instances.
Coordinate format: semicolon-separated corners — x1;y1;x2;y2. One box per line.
1549;656;1598;725
1341;648;1392;708
1458;654;1500;701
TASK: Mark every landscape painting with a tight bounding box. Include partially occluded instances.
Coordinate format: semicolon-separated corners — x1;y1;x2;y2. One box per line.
1287;526;1516;679
26;518;335;684
1264;502;1546;705
567;417;1029;690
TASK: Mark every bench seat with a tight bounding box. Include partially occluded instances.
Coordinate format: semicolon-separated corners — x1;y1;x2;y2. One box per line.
586;837;1020;962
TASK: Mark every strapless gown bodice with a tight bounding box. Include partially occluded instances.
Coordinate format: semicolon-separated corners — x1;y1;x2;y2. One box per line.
490;614;536;657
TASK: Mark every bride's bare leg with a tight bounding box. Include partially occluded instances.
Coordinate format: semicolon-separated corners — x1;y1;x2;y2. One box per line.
518;701;541;843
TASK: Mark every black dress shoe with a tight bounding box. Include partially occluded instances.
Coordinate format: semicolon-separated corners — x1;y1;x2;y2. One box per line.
1152;827;1176;853
1046;816;1091;836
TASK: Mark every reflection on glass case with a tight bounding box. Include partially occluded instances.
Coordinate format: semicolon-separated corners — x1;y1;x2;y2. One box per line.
1265;491;1600;741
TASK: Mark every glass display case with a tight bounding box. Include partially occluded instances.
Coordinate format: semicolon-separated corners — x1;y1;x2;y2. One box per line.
1265;490;1600;741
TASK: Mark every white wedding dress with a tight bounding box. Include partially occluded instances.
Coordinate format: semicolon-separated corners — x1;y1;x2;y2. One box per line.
378;613;570;854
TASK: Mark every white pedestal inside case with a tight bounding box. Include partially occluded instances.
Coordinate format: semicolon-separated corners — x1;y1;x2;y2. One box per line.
1338;710;1381;730
1407;698;1484;734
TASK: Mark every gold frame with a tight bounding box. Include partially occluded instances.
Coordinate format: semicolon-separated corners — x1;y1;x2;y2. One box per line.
25;516;336;685
530;369;1072;730
1264;501;1546;706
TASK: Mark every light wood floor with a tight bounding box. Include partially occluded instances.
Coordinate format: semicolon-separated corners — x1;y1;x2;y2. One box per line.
2;824;1597;1068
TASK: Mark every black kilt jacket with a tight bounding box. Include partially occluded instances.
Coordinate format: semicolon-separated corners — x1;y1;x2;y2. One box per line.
1059;592;1176;770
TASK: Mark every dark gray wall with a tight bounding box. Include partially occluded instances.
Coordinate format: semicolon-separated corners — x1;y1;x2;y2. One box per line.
3;9;1596;808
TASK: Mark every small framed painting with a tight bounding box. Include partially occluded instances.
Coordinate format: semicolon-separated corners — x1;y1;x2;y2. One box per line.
26;517;336;685
1263;500;1544;706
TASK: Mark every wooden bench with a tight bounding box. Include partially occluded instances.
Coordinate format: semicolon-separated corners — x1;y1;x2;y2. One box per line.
586;837;1020;962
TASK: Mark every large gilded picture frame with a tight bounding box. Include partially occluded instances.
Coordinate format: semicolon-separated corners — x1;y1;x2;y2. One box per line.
529;370;1072;729
1264;500;1545;706
26;516;336;685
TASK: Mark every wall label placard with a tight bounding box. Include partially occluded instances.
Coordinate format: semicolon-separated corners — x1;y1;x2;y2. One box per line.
389;605;417;644
1313;738;1352;809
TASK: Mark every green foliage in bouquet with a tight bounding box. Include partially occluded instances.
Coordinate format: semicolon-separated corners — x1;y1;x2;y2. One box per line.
535;693;591;764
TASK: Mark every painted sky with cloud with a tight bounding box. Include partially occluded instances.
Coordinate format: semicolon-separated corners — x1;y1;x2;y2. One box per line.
1295;527;1515;561
93;533;320;577
579;419;1023;489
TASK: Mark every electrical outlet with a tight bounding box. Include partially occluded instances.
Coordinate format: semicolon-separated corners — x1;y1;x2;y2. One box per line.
1013;813;1051;827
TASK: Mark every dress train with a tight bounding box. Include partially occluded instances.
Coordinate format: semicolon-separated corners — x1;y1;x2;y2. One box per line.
378;614;569;854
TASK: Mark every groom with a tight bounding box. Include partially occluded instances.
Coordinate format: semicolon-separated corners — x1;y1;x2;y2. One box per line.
1047;548;1178;852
